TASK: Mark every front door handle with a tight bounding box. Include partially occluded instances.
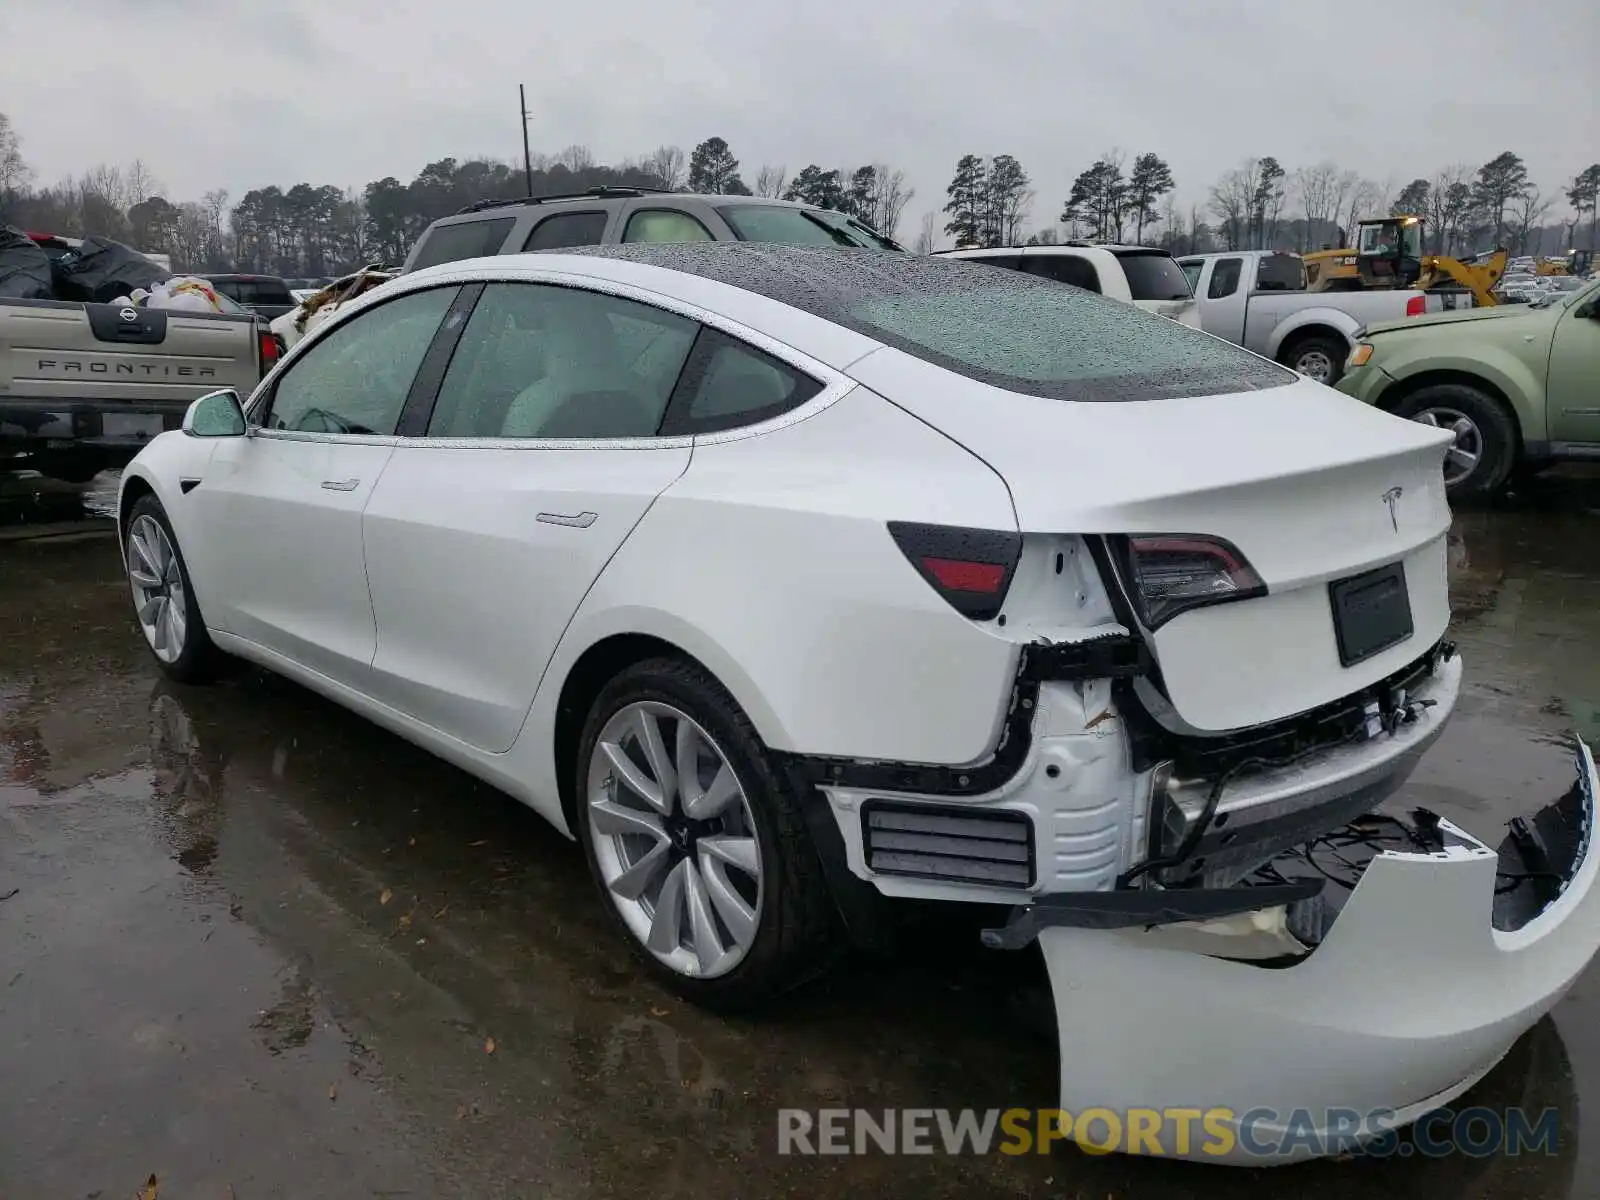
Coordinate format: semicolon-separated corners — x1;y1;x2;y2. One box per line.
321;478;360;492
536;511;597;528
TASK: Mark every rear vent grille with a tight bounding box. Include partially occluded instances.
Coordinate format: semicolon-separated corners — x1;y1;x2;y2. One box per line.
861;802;1034;887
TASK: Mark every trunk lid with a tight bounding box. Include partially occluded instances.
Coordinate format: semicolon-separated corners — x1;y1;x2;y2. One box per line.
848;353;1455;731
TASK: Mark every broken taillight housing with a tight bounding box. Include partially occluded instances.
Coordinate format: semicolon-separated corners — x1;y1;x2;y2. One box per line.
1119;534;1266;630
887;521;1022;622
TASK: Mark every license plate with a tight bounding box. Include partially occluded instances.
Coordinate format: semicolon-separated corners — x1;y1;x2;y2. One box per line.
102;413;166;440
1328;563;1413;667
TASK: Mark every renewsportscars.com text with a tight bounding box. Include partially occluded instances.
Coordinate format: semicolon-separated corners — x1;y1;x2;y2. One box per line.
777;1106;1560;1159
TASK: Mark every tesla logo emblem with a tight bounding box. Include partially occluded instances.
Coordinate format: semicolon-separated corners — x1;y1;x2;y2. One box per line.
119;307;138;322
1381;486;1403;532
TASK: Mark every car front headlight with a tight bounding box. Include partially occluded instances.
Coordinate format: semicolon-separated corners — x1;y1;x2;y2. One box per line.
1346;341;1374;370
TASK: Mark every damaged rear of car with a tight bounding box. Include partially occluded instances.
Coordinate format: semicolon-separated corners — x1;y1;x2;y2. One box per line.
699;249;1600;1162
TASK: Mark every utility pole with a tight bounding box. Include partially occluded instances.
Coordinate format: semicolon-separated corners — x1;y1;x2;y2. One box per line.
519;84;533;196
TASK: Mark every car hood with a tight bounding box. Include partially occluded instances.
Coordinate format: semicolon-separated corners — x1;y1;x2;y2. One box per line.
1364;304;1531;337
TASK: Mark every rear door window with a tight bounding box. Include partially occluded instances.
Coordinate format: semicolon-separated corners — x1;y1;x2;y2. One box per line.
1207;258;1243;299
424;283;698;439
1113;252;1193;301
1024;254;1101;292
623;210;714;244
523;211;608;251
409;217;515;270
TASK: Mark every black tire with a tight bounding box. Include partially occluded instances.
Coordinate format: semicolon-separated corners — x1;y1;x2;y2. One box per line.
574;656;837;1011
124;493;230;683
33;450;103;485
1279;333;1348;386
1391;383;1518;497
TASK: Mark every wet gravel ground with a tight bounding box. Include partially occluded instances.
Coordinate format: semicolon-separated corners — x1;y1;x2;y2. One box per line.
2;468;1598;1199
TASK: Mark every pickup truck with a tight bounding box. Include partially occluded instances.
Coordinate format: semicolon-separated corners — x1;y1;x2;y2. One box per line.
1;298;276;482
1177;250;1436;385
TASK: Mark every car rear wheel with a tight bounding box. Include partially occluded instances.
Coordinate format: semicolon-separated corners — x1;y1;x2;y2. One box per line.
575;657;835;1010
1392;383;1517;496
125;494;229;683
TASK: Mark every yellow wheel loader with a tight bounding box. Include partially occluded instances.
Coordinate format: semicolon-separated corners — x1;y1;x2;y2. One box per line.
1304;216;1506;307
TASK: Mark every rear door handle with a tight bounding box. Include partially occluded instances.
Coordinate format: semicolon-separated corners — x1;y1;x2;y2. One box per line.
536;511;597;528
321;478;360;492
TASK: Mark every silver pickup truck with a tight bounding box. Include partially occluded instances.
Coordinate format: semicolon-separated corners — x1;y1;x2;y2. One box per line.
1;297;275;482
1177;250;1438;385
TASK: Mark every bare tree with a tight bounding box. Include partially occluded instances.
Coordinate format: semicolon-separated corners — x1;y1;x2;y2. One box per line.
1208;161;1256;250
870;164;914;239
0;112;31;196
754;164;787;198
1426;164;1471;253
125;158;162;206
1510;186;1552;255
913;209;939;254
642;145;685;191
555;144;594;172
1293;162;1342;248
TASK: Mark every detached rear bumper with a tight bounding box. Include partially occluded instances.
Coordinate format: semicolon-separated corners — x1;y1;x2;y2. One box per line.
1022;736;1600;1164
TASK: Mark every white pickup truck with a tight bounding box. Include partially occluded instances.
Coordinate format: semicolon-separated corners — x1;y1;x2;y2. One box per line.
1178;250;1435;385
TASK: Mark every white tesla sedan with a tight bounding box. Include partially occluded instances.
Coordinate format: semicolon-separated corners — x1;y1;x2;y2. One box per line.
116;244;1600;1161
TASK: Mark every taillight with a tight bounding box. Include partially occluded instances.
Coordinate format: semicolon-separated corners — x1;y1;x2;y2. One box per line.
258;329;282;376
1405;295;1427;317
1119;534;1265;630
887;521;1022;621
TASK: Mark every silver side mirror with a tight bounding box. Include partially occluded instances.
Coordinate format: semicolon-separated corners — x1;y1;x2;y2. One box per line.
182;389;247;438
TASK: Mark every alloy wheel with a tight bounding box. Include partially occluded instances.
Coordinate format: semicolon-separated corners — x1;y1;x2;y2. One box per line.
586;701;764;979
1412;407;1482;486
127;514;187;663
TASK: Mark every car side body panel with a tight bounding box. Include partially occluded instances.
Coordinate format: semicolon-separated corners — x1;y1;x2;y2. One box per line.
506;384;1025;826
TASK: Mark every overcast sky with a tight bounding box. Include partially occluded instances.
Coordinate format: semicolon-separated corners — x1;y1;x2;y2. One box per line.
3;0;1596;240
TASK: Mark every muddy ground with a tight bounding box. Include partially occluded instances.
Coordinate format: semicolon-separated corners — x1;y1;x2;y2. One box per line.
2;468;1598;1199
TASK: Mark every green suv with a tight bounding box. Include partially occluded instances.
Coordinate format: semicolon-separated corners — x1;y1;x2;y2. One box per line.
1337;277;1600;495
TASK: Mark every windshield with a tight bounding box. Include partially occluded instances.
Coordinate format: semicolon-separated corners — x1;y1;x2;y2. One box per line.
1113;251;1193;300
720;205;904;252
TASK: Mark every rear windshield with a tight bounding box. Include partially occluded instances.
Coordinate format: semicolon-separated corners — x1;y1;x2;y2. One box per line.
1112;251;1193;301
1254;252;1307;291
408;217;515;271
551;244;1294;401
720;205;903;251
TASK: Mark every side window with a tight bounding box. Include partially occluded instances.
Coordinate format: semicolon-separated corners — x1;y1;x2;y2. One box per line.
262;286;458;435
408;217;515;270
1179;260;1203;294
1026;255;1101;292
1208;258;1243;299
425;283;697;440
661;328;823;435
623;209;714;244
523;211;608;251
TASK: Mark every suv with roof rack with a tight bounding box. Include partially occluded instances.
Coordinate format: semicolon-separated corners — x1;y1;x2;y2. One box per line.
400;186;904;272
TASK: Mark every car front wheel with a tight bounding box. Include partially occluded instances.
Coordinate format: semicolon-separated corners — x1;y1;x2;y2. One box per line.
1392;383;1517;496
575;657;834;1010
125;494;229;682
